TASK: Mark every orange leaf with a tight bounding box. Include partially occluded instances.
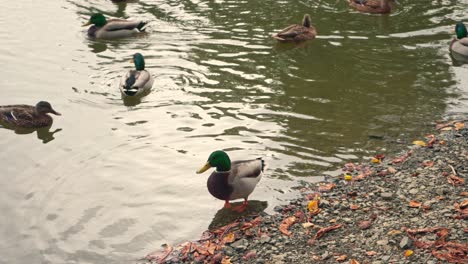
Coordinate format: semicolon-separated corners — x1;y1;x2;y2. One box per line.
366;251;378;256
318;183;336;192
222;233;236;244
448;175;464;186
404;250;414;257
279;216;296;236
454;122;465;130
422;161;434;167
460;200;468;209
350;204;360;210
221;256;232;264
308;200;319;212
461;192;468;196
349;259;360;264
409;201;422;208
336;255;347;261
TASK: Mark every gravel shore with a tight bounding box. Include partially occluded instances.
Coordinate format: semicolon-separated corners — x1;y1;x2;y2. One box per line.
141;119;467;264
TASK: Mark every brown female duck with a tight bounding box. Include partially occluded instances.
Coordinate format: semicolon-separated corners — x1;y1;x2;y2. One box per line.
0;101;61;128
347;0;395;14
272;14;317;42
196;150;264;212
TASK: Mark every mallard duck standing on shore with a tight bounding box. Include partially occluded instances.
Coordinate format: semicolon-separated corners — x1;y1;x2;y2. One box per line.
450;22;468;59
82;13;147;39
197;150;264;212
347;0;395;14
272;14;317;42
0;101;61;128
119;53;154;97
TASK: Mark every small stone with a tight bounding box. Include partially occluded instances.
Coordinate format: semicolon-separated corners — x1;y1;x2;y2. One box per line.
231;239;248;251
399;237;413;249
321;251;330;260
381;192;393;200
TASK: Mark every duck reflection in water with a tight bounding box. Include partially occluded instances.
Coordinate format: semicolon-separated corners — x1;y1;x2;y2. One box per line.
0;125;62;144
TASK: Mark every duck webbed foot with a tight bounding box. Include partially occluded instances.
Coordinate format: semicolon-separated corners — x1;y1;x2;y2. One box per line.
232;199;249;213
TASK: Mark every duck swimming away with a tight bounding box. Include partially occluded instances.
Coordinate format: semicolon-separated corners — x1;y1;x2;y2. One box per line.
272;14;317;42
197;150;264;213
119;53;154;97
0;101;61;128
83;13;147;39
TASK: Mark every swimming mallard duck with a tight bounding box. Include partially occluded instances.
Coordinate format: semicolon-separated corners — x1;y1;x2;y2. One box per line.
197;150;264;212
0;101;61;128
347;0;395;14
119;53;154;97
272;14;317;42
450;22;468;58
82;13;147;39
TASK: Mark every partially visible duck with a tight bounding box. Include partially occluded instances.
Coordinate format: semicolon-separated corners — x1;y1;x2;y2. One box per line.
82;13;147;39
273;14;317;42
0;101;61;128
450;22;468;59
119;53;154;97
347;0;395;14
196;150;264;212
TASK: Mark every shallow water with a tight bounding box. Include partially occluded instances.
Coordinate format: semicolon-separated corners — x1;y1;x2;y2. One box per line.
0;0;467;263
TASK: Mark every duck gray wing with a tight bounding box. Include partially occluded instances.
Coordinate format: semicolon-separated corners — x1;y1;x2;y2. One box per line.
229;158;264;183
133;70;152;89
104;19;147;31
459;38;468;46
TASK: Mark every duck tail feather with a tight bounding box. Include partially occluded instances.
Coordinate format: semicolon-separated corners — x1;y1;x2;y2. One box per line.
257;157;265;172
137;21;148;32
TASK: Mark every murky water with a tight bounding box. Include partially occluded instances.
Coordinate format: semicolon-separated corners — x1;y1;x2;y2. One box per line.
1;0;467;263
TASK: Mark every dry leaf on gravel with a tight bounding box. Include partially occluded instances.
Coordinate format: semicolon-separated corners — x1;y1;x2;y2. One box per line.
335;255;347;261
423;161;434;167
279;216;296;236
242;251;257;260
409;200;422;208
308;200;320;215
454;122;465;130
461;192;468;197
145;244;173;262
392;151;412;164
448;175;464;186
358;220;373;230
387;167;397;174
221;256;232;264
366;251;378;256
313;224;343;240
404;250;414;257
350;204;360;210
349;259;360;264
387;230;402;236
222;233;235;244
318;183;336;192
413;140;427;147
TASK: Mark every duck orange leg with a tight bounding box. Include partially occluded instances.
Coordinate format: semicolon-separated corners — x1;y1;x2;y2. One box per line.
224;200;232;209
233;198;249;213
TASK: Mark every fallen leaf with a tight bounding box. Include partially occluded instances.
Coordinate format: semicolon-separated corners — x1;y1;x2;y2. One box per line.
308;200;320;213
409;200;422;208
440;126;453;131
413;140;427;147
426;135;436;147
349;259;360;264
279;216;296;236
387;167;397;174
311;255;321;260
242;251;256;260
318;183;336;192
336;255;347;261
454;122;465;130
344;174;353;181
392;151;412;164
461;192;468;196
371;158;381;164
448;175;464;186
221;256;232;264
358;220;373;230
302;222;314;228
222;233;236;244
422;161;434;167
366;251;378;256
145;244;173;262
350;204;360;210
387;230;402;236
313;224;343;240
459;200;468;209
404;250;414;257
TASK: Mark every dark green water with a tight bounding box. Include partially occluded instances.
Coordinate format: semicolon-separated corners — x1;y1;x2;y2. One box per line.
0;0;467;263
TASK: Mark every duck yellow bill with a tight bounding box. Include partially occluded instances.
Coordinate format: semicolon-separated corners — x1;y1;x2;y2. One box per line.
130;58;134;63
196;162;211;174
82;21;92;27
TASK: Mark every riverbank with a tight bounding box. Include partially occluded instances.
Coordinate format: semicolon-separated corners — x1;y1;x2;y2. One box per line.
141;118;467;264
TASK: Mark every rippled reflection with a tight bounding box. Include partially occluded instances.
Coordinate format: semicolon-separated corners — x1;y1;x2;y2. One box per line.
0;0;467;263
